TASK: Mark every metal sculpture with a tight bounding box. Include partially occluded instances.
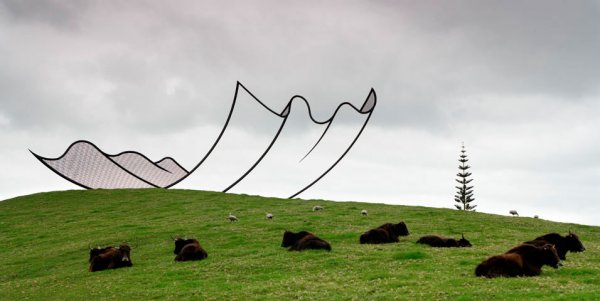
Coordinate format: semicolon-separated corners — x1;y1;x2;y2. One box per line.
31;82;377;198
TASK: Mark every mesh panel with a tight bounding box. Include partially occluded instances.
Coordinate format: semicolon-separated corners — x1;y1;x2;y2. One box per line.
44;142;151;188
36;83;376;195
111;153;187;188
156;158;188;177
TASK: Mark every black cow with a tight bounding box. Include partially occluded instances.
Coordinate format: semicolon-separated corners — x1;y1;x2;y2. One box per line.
89;244;132;272
174;238;208;261
525;231;585;260
359;222;409;244
416;234;472;247
281;231;331;251
475;244;560;278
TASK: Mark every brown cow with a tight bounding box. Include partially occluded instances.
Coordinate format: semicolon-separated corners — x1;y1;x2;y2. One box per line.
89;244;132;272
359;222;409;244
475;244;560;278
281;231;331;251
525;231;585;260
416;234;472;248
173;238;208;261
88;245;114;263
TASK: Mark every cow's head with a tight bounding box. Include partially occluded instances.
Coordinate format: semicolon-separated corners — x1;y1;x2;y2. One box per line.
566;231;586;253
540;244;561;269
118;244;132;263
458;234;472;247
392;222;409;236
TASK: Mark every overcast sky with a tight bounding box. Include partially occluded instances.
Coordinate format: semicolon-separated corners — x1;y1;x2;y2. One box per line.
1;0;599;225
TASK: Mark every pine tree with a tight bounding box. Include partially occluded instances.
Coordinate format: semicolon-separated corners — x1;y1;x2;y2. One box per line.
455;143;476;211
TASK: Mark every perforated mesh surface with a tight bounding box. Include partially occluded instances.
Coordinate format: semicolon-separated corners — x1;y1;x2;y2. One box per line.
40;141;188;189
34;83;376;195
111;153;187;188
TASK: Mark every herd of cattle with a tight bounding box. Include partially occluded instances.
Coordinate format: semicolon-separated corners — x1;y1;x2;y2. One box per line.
88;209;586;278
475;231;585;277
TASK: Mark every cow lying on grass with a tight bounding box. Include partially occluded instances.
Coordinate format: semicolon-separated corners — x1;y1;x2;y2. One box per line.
524;231;585;260
416;234;472;248
475;243;560;278
89;244;132;272
88;245;114;263
359;222;409;244
281;231;331;251
173;238;208;261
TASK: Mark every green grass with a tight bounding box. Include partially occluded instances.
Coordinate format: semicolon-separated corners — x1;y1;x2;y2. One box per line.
0;189;599;300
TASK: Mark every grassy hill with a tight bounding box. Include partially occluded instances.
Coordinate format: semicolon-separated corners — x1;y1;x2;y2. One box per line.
1;189;599;300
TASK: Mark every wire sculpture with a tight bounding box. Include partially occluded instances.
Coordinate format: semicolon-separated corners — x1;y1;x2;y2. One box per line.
31;82;377;198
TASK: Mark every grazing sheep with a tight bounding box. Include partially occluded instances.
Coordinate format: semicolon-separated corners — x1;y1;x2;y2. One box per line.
361;210;368;216
312;205;323;212
509;210;519;217
227;213;238;222
266;213;273;220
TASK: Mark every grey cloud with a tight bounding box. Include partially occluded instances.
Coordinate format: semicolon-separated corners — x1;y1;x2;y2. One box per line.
1;0;600;225
386;0;600;97
0;0;88;29
2;0;600;135
4;0;598;133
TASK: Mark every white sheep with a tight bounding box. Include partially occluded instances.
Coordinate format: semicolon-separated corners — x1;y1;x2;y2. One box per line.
509;210;519;217
361;209;368;216
312;205;323;212
227;213;238;222
266;213;273;220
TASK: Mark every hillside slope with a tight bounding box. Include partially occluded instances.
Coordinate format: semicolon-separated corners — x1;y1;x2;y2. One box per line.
1;189;598;300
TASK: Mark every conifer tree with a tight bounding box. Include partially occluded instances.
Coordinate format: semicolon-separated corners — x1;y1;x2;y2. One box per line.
455;143;476;211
